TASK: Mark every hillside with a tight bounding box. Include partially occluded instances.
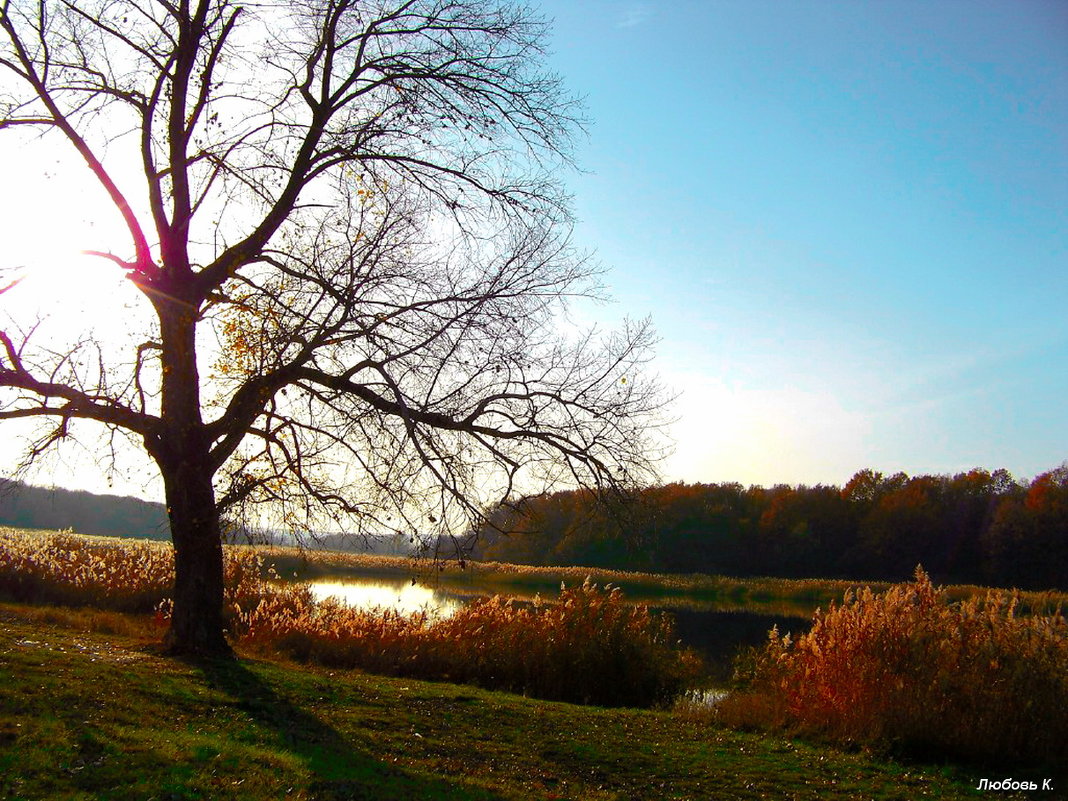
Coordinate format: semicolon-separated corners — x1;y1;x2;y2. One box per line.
0;480;169;541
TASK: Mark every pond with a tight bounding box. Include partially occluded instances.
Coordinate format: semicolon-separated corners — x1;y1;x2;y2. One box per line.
309;575;813;684
311;578;465;618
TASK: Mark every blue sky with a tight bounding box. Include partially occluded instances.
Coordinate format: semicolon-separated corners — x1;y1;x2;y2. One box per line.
538;0;1068;485
1;0;1065;497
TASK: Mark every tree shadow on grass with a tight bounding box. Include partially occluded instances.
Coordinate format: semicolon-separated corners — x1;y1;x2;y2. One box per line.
191;656;501;801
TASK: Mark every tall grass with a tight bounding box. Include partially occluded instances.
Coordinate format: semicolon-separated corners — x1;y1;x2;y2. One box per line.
0;527;698;707
0;526;262;620
718;568;1068;765
0;527;173;611
239;579;701;707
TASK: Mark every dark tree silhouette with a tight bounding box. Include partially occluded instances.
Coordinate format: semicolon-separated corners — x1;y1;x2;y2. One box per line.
0;0;668;654
471;468;1066;589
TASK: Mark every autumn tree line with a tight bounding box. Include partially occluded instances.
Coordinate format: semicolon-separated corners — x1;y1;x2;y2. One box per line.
470;467;1068;591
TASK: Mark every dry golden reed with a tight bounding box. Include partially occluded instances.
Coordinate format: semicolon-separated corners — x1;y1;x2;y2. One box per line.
720;567;1068;765
0;527;268;622
237;578;701;707
0;528;698;707
0;527;174;611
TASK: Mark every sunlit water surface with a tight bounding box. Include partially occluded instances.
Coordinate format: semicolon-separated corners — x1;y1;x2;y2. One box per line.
310;579;463;618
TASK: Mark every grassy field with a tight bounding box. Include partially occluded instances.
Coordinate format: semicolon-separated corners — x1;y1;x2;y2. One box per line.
0;603;1028;801
0;528;698;707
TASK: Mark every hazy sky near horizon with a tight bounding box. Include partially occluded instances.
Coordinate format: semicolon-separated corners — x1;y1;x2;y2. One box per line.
538;0;1068;486
0;0;1066;501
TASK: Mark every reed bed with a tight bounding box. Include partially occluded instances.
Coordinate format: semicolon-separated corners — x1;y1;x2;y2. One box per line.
238;578;701;707
0;526;174;612
718;568;1068;765
0;526;262;621
0;527;698;707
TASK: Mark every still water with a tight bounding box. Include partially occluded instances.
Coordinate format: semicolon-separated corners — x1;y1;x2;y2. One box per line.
311;578;464;618
309;575;812;682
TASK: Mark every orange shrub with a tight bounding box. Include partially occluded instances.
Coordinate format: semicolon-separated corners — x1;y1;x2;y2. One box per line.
431;581;702;706
719;568;1068;765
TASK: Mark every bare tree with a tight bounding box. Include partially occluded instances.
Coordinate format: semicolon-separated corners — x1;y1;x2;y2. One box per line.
0;0;668;655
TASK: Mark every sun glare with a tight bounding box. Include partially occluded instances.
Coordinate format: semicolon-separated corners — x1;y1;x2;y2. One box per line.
2;239;144;352
1;144;143;339
16;248;129;313
310;579;462;618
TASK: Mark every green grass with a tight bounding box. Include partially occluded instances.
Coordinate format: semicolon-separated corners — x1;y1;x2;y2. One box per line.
0;603;1032;800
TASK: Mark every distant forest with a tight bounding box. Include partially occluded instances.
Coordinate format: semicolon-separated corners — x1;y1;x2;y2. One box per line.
5;466;1067;591
471;467;1068;591
0;480;170;541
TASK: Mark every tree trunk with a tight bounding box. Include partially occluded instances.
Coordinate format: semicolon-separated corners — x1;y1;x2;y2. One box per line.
155;298;232;657
162;456;232;656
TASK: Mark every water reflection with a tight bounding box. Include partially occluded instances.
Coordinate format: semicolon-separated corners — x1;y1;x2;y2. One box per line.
307;576;811;683
669;607;811;683
310;578;463;618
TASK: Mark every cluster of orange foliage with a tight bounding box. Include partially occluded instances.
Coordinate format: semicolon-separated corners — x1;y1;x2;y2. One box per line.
0;528;697;707
720;568;1068;765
